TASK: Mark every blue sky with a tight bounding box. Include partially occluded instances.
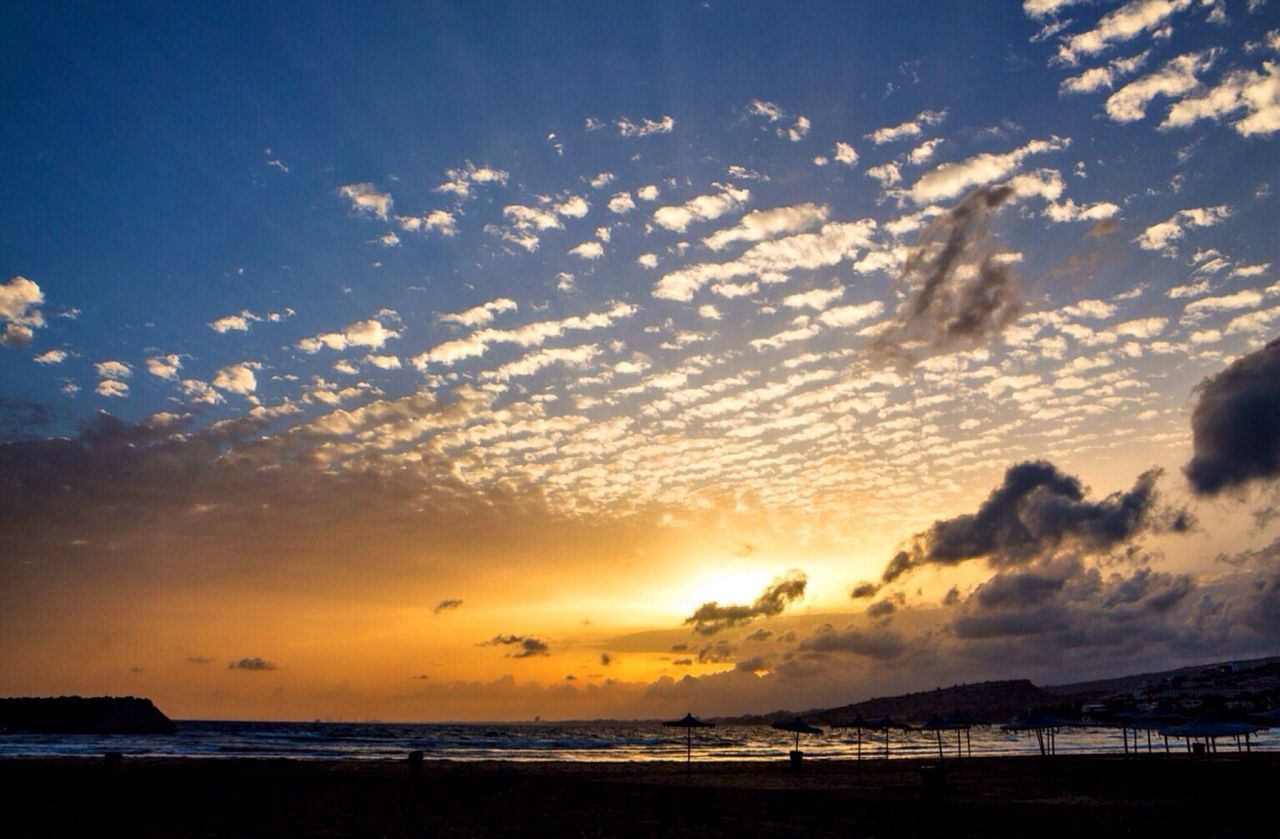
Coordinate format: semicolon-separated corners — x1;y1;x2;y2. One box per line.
3;1;1280;719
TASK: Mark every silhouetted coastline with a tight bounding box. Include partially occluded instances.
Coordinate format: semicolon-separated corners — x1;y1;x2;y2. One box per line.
0;696;176;734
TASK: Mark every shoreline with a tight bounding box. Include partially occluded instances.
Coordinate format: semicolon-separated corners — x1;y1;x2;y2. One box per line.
4;753;1279;836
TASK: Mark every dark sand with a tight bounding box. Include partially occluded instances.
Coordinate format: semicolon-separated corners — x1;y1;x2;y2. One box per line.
3;753;1277;836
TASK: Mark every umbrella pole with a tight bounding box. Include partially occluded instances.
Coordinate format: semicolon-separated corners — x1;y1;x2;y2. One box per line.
687;727;692;770
936;730;943;761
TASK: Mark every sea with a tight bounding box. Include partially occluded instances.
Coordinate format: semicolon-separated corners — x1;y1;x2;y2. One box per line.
2;720;1279;762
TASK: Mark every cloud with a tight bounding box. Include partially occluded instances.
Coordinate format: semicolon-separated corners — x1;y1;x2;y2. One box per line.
95;360;132;380
1060;50;1150;94
1162;60;1280;137
568;240;604;260
34;349;67;365
298;317;402;353
484;634;550;657
798;625;906;659
439;298;518;328
833;142;859;166
1185;336;1280;495
435;161;510;201
229;657;276;671
1105;51;1216;123
1;276;45;348
146;354;182;380
616;115;675;137
1135;205;1231;252
866;109;948;145
652;185;751;233
748;99;785;121
337;183;393;220
1023;0;1089;17
636;185;660;202
210;310;262;333
433;598;463;614
607;192;635;214
398;210;458;237
870;185;1023;360
1057;0;1193;66
907;136;1069;204
414;302;636;368
653;220;876;301
683;570;807;635
212;363;259;395
879;460;1181;583
703;203;829;252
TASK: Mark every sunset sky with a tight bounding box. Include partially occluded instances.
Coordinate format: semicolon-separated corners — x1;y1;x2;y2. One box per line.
3;0;1280;721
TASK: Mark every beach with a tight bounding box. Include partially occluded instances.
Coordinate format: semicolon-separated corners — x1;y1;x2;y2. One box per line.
3;754;1277;837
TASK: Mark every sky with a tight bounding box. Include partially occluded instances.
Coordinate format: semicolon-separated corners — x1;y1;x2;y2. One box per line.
2;0;1280;721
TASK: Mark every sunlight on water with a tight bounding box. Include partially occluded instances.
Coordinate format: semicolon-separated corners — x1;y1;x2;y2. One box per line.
2;721;1278;762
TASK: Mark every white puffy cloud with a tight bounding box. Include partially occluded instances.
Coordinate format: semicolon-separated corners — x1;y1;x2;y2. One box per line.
907;136;1070;204
787;115;811;142
1023;0;1090;17
555;195;590;218
213;363;259;395
616;115;675;137
413;302;637;368
636;185;660;201
95;379;129;398
210;310;261;333
867;109;948;145
1105;51;1216;122
1182;289;1264;322
298;317;402;353
652;185;751;233
1134;205;1231;252
817;301;885;328
34;349;67;365
1044;197;1121;222
703;203;829;252
637;254;659;269
907;138;943;166
1060;50;1150;94
607;192;635;214
180;378;224;405
1162;60;1280;137
748;99;786;121
866;162;902;187
95;360;132;380
365;354;401;370
337;183;393;220
1115;317;1167;338
782;287;844;310
398;209;458;237
0;275;45;348
589;172;615;189
568;240;604;260
146;354;182;380
654;219;877;301
1057;0;1193;65
440;298;518;328
435;161;509;200
833;142;859;166
481;343;601;381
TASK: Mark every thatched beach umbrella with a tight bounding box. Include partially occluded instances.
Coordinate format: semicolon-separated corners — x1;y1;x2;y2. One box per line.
920;714;971;760
832;715;872;763
771;717;823;756
663;712;715;767
865;716;910;760
1114;710;1188;755
1161;717;1261;754
1001;712;1075;756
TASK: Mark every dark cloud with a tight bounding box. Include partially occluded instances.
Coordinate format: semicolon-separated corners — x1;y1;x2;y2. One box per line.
734;655;773;674
871;185;1023;363
670;643;689;652
941;586;961;606
866;599;897;620
684;570;807;635
850;581;879;599
797;624;907;660
229;657;276;671
600;652;613;666
0;397;52;441
743;629;773;642
880;461;1179;583
672;658;692;666
1185;337;1280;495
697;640;736;663
411;674;430;680
483;634;550;658
433;598;463;614
185;656;213;665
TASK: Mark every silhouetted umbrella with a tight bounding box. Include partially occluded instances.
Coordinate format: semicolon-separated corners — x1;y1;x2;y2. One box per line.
663;713;715;767
1002;712;1076;756
865;716;910;759
771;717;823;753
1161;717;1261;754
920;714;971;760
1247;708;1280;728
832;715;872;763
1114;710;1188;754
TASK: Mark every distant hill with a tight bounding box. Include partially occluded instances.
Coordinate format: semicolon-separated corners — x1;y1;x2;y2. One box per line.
715;680;1052;727
0;696;177;734
712;655;1280;727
